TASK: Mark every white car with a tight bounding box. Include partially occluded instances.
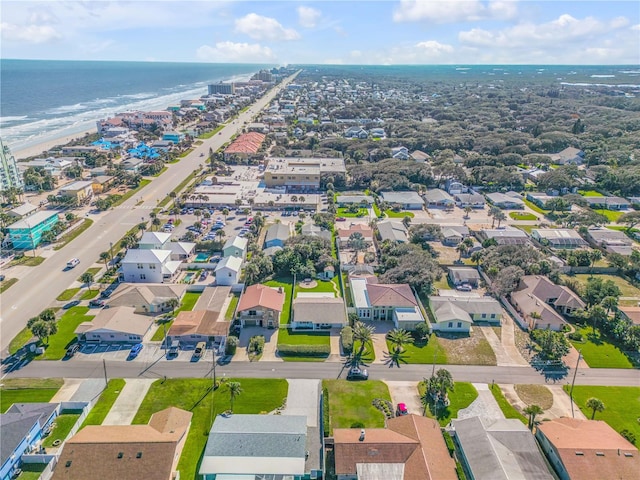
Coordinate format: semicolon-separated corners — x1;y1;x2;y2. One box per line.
66;258;80;269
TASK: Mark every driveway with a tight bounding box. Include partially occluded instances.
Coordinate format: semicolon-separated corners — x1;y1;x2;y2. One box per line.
236;326;280;362
384;381;422;415
102;378;155;425
281;379;320;427
370;321;393;365
457;383;505;423
500;384;587;420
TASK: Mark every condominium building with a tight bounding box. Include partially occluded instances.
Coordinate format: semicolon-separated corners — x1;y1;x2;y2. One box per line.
0;138;24;191
263;157;346;190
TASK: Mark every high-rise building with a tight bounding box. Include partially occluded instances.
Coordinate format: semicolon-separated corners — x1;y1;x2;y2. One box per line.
208;83;235;95
0;138;24;192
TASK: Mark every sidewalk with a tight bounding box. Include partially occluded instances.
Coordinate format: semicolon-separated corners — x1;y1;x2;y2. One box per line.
102;378;155;425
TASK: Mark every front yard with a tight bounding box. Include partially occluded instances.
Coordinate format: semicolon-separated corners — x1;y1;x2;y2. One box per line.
384;209;415;218
419;381;478;426
323;380;391;434
509;212;537;220
132;378;288;480
81;379;126;426
277;328;331;361
436;329;497;366
0;378;64;413
385;333;447;365
39;307;95;360
336;207;367;217
569;326;636;368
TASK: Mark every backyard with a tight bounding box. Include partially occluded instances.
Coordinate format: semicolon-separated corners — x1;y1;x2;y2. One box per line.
594;209;624;222
294;279;340;297
151;292;202;341
42;413;81;447
132;378;288;480
265;276;293;323
568;274;640;298
569;326;636;369
0;378;64;413
323;380;391;434
509;212;537;221
419;381;479;426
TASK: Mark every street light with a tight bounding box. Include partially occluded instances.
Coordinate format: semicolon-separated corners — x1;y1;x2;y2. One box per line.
569;349;582;418
109;242;114;262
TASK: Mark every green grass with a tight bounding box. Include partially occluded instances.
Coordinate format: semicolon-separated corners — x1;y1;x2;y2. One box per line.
372;203;381;216
9;256;45;267
198;125;224;139
569;326;635;368
78;267;101;281
0;277;18;293
53;219;94;250
42;413;81;447
225;293;240;320
594;209;624;222
419;381;479;426
336;207;368;217
385;334;447;364
566;386;640;442
1;378;64;413
178;148;194;158
514;224;539;234
151;292;202;341
16;463;48;480
578;190;604;197
489;385;527;424
39;307;95;360
509;212;537;220
353;340;376;363
57;288;81;301
433;277;451;291
384;209;415;218
111;179;151;207
81;379;126;426
294;279;340;296
570;274;640;298
151;166;168;177
523;199;549;215
132;378;288;480
8;327;34;355
265;276;293;323
277;328;330;346
323;380;391;434
80;289;100;300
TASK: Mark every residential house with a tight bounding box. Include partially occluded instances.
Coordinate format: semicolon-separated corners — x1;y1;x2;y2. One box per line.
199;415;317;480
75;306;154;344
477;227;530;246
343;126;368;139
619;306;640;326
52;407;192;480
454;193;485;209
1;403;59;480
350;277;426;330
138;231;195;261
292;294;347;329
369;127;386;139
301;223;332;242
335;195;374;207
452;417;554;480
381;191;425;210
264;223;291;249
445;180;467;195
90;175;116;194
162;132;184;144
391;146;409;160
376;220;408;243
585;196;631;211
121;157;144;173
337;224;374;248
585;228;634;256
526;192;562;210
510;275;585;331
536;418;640;480
223;236;248;259
59;181;94;204
485;191;525;210
214;255;242;286
6;210;60;249
120;249;181;283
7;202;38;219
424;189;455;208
429;296;502;332
105;283;187;314
333;415;457;480
531;229;588;249
441;225;470;246
448;267;481;288
236;284;286;328
19;157;75;178
410;150;431;163
550;147;585;165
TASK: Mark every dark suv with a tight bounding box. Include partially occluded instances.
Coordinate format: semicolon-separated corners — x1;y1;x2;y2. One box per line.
346;366;368;380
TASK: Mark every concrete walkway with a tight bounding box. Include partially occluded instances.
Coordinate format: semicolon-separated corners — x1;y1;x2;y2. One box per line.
50;379;84;403
384;381;422;415
478;327;513;366
457;383;505;422
327;330;342;363
102;378;155;425
501;315;530;366
281;379;320;427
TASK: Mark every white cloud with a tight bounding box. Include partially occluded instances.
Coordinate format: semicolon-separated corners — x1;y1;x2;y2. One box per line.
416;40;455;56
297;6;321;28
393;0;517;23
235;13;300;41
629;23;640;31
196;41;275;62
0;22;62;43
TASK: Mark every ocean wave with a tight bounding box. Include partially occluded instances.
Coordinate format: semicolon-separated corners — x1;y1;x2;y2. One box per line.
560;82;640;88
47;103;88;114
0;115;28;124
591;74;615;78
119;92;156;100
620;70;640;74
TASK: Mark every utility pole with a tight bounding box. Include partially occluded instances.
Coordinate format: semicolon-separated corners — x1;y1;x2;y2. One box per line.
569;349;582;418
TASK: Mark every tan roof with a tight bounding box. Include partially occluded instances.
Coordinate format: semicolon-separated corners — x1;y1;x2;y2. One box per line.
168;310;229;337
333;415;457;480
52;407;192;480
107;283;187;309
292;297;347;325
367;283;417;308
537;418;640;480
75;306;153;336
193;286;232;311
237;284;285;313
519;275;585;310
337;224;374;241
619;306;640;325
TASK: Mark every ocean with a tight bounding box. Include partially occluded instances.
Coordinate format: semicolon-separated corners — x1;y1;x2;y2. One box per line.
0;60;271;153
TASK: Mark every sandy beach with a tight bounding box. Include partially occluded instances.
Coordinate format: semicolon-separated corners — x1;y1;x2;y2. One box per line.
13;128;97;160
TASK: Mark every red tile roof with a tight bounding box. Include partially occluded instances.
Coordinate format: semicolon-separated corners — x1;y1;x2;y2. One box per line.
237;284;285;313
225;132;265;155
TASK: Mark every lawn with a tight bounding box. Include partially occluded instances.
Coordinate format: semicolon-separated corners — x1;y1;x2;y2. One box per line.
509;212;537;220
523;199;549;215
433;276;451;291
569;274;640;298
420;381;479;426
386;334;447;365
514;224;538;234
39;307;95;360
198;125;224;139
42;413;81;447
0;277;18;293
569;326;635;368
111;179;151;207
16;463;48;480
294;279;340;297
1;378;64;413
79;289;100;300
566;386;640;442
353;340;376;363
578;190;604;197
8;327;34;355
9;256;45;267
372;203;381;216
490;385;527;424
81;379;126;426
225;293;240;320
336;207;367;218
594;209;624;222
53;219;94;251
323;380;391;434
265;276;293;323
132;378;288;480
77;267;101;281
514;384;553;410
437;330;497;366
57;288;81;301
150;292;201;341
277;329;330;347
384;209;415;218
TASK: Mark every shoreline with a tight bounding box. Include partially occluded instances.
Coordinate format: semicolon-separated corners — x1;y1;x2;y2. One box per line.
13;129;97;160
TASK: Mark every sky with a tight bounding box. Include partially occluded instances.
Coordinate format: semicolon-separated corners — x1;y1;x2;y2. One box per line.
1;0;639;65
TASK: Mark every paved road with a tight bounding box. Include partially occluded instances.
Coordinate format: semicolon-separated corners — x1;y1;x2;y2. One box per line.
0;73;298;354
4;359;638;387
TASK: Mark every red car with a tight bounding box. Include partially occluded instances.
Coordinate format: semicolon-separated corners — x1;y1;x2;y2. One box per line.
336;217;347;222
396;403;408;416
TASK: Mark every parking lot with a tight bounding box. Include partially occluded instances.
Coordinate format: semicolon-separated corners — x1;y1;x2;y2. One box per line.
76;342;220;363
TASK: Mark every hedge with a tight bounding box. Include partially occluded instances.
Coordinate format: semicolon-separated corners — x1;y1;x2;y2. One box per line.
225;336;238;355
340;326;353;354
322;387;331;436
277;344;331;357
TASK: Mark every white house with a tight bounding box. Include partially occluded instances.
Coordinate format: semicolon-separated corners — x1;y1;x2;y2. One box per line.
215;255;242;286
120;249;181;283
223;236;248;259
138;231;195;260
75;306;154;343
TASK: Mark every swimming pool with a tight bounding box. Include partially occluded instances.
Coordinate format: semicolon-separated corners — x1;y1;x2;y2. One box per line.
194;253;209;262
183;272;195;283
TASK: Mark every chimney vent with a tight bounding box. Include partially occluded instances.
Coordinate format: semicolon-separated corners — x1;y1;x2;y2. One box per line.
359;429;365;441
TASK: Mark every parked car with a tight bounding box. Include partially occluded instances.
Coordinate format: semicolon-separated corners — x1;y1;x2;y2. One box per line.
168;340;180;358
346;366;368;380
63;300;81;310
199;271;208;281
336;217;347;222
66;258;80;269
456;284;473;292
66;343;80;357
0;275;5;282
89;299;106;308
396;403;408;416
192;341;206;361
128;343;143;359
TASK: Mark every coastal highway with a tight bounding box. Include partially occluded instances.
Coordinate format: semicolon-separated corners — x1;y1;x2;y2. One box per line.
5;359;640;387
0;72;299;354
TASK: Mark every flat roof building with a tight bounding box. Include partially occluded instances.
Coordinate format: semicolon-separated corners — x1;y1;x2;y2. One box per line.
263;157;345;190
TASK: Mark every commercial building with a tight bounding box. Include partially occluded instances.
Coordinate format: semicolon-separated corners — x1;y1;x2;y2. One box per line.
6;210;60;249
208;82;235;95
0;138;24;191
223;132;266;163
59;180;94;204
263;157;346;191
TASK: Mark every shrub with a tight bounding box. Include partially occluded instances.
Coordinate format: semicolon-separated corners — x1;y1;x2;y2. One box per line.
249;335;265;355
442;430;456;457
277;344;331;357
415;322;430;341
340;326;353;354
351;421;365;428
568;331;583;342
322;387;330;436
620;429;636;445
372;398;394;419
225;336;239;355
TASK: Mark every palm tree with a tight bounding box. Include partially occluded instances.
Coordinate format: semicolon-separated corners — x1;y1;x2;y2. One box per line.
524;404;544;430
100;251;111;270
488;206;501;228
227;381;243;412
470;251;483;267
137;222;147;237
456;242;469;261
434;368;454;404
586;397;605;419
215;229;226;242
222;208;229;222
402;215;412;229
386;328;414;353
152;217;161;231
352;321;375;357
589;249;602;275
348;232;367;263
463;205;472;219
80;272;95;291
166;297;180;315
494;210;507;228
244;262;260;285
601;296;618;317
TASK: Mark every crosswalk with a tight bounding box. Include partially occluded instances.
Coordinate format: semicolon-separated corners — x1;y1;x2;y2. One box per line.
113;204;156;210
